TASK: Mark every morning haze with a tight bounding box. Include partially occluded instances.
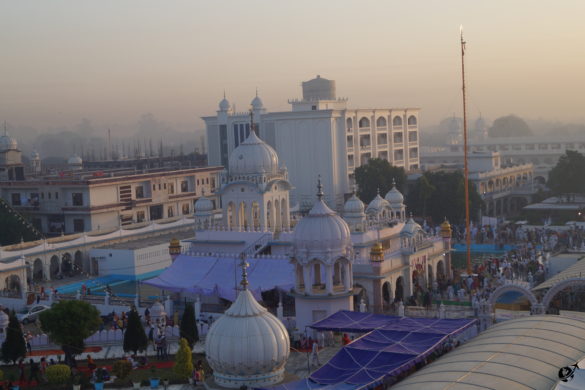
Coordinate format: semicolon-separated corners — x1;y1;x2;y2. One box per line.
1;0;584;135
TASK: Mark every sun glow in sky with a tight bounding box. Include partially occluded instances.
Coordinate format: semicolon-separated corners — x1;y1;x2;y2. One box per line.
1;0;584;130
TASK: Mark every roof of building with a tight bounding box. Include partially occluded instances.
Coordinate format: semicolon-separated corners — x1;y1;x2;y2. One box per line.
533;255;585;291
392;315;585;390
98;230;194;251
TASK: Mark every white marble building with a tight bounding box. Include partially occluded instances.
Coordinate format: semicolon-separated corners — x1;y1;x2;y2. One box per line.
203;76;420;211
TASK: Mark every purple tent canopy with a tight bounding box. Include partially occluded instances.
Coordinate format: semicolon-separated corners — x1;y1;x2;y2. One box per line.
265;311;477;390
143;254;294;301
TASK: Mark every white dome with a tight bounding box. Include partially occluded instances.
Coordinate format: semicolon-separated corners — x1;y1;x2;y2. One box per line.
251;95;264;109
31;151;40;160
343;193;365;216
219;97;230;111
385;185;404;206
366;193;389;215
0;135;17;151
205;288;290;388
401;217;422;237
68;155;82;165
195;196;214;214
293;197;352;261
228;131;278;176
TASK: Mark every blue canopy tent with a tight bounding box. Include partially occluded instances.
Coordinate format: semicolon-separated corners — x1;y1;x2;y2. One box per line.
143;254;294;301
264;311;477;390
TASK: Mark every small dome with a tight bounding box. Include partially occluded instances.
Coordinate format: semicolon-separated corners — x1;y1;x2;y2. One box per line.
385;184;404;206
366;193;389;215
31;151;40;160
293;196;352;259
68;155;83;165
251;95;264;110
401;217;422;237
228;131;278;176
343;193;365;216
195;196;214;214
219;97;230;111
205;288;290;388
0;135;18;151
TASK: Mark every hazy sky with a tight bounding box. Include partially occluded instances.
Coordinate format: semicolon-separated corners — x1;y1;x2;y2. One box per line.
1;0;584;132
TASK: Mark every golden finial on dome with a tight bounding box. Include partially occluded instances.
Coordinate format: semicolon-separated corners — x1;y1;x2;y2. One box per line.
440;218;452;238
370;242;384;262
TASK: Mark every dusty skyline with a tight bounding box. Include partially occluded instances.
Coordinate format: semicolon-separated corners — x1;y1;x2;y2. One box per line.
1;0;584;132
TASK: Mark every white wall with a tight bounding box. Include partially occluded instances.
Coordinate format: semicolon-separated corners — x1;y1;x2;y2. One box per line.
91;242;172;277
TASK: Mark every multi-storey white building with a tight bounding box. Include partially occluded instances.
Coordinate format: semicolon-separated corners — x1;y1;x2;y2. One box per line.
203;76;420;211
0;166;222;235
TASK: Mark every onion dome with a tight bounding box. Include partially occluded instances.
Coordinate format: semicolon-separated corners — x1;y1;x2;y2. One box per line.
205;263;290;388
293;181;352;262
440;218;452;238
366;190;389;215
0;134;18;151
384;179;404;206
68;155;83;165
370;242;384;262
401;216;422;237
228;131;278;176
219;93;230;111
251;94;264;110
343;192;365;217
194;195;214;214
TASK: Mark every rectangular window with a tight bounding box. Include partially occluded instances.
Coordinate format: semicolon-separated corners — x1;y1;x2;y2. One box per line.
525;144;535;150
41;192;44;200
55;192;59;199
73;219;85;233
233;125;239;148
206;178;209;184
72;193;83;206
168;183;174;194
348;155;354;167
377;133;387;145
538;144;548;150
152;184;156;191
182;203;190;215
48;192;51;200
408;131;418;142
135;186;144;199
181;181;188;193
136;211;145;223
393;132;403;144
11;193;21;206
347;135;353;146
378;151;388;160
394;149;404;161
219;124;228;167
409;147;418;159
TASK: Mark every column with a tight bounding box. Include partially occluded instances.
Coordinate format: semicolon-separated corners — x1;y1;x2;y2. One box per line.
303;265;311;294
343;263;351;291
325;264;333;294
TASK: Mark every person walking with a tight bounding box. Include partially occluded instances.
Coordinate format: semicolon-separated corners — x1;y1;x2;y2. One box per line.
310;341;320;367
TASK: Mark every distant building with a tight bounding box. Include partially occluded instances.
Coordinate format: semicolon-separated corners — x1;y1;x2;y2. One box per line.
0;166;222;235
0;133;24;181
203;76;421;211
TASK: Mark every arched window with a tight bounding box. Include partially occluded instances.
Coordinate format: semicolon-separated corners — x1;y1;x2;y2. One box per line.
393;116;403;126
376;117;387;127
358;117;370;128
407;115;417;126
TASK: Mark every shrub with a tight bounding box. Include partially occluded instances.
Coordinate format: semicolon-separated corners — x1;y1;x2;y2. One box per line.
0;369;4;381
112;359;132;381
173;338;193;380
46;364;71;385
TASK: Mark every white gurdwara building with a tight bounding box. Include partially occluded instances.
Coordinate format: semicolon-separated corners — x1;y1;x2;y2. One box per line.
203;76;420;211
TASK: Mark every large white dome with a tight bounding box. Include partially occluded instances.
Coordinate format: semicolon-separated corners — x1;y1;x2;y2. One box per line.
205;288;290;388
384;184;404;206
293;195;352;261
228;131;278;176
0;135;17;151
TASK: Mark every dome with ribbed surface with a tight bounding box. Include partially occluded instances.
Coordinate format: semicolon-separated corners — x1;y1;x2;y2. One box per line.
0;135;17;151
293;197;352;263
401;217;422;237
343;193;365;216
194;196;214;214
219;97;230;111
366;193;389;215
251;95;264;109
228;131;278;176
205;288;290;388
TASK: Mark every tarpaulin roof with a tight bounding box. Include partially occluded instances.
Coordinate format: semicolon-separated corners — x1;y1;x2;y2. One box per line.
265;311;476;390
143;254;294;301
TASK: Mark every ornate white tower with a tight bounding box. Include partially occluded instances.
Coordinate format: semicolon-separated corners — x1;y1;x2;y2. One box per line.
194;193;215;231
292;179;354;331
220;113;291;232
30;151;41;175
384;179;406;221
343;190;366;233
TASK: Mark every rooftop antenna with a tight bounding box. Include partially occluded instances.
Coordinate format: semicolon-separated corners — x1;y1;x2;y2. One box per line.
317;175;324;201
461;25;472;275
3;121;6;136
239;253;249;290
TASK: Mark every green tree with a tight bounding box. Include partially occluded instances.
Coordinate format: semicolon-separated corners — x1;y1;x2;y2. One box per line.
547;150;585;197
407;171;483;224
488;115;532;138
0;199;43;246
179;303;198;348
39;300;101;365
173;338;193;380
1;310;26;364
354;158;406;203
123;308;148;355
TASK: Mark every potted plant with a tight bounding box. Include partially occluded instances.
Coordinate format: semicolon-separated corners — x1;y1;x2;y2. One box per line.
129;372;142;389
94;368;106;390
149;367;160;389
72;373;82;390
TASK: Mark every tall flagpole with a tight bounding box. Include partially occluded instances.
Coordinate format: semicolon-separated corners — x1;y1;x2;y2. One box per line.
460;26;472;275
